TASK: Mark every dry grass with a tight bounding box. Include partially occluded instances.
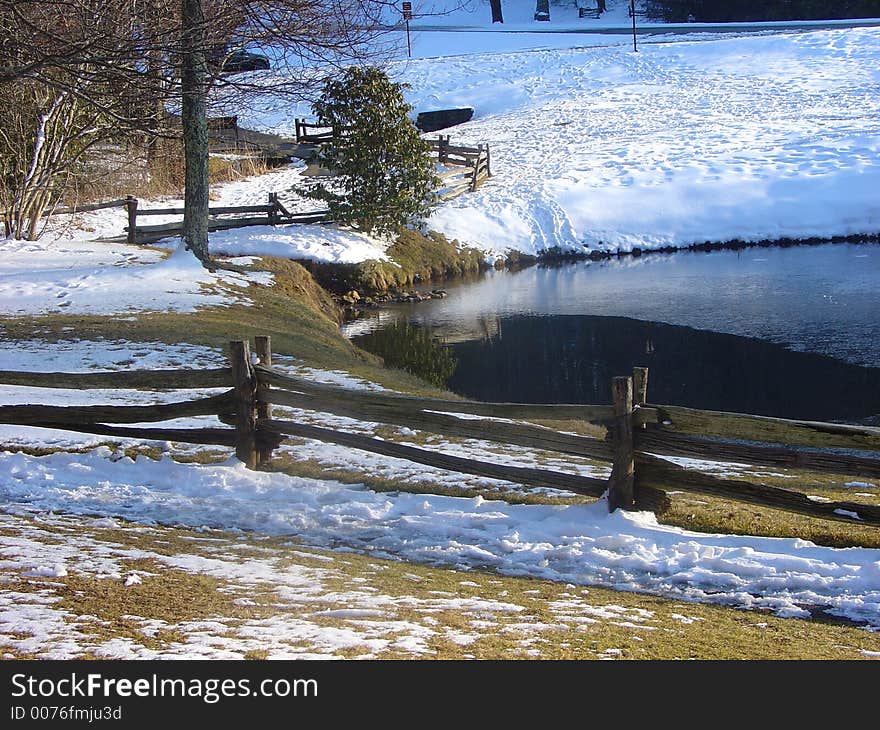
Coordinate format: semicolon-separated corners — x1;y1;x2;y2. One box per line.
2;512;879;660
61;141;271;208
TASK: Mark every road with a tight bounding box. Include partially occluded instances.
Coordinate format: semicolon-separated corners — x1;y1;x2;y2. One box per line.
408;18;880;36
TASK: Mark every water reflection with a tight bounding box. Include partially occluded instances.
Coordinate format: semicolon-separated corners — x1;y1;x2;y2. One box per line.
349;243;880;421
438;315;880;421
358;321;457;388
346;243;880;368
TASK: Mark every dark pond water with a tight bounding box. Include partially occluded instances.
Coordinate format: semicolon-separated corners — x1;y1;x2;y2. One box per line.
348;243;880;422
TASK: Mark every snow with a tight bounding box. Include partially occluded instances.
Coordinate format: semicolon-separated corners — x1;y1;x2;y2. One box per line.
2;5;880;654
0;238;270;316
22;564;68;578
224;21;880;262
3;447;880;627
10;23;879;272
397;27;880;258
208;225;391;265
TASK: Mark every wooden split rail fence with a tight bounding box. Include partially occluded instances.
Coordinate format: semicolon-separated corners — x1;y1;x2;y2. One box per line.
3;194;328;244
429;136;491;198
123;195;329;243
294;119;335;144
1;337;879;529
10;125;490;240
2;198;130;237
295;119;492;199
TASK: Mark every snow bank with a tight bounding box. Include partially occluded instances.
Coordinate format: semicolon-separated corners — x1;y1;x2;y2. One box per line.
394;28;880;258
3;448;880;626
208;225;391;265
0;239;270;316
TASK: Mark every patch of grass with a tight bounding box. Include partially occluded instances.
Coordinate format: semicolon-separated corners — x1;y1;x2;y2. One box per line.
659;468;880;549
7;557;250;655
661;404;880;452
309;229;486;294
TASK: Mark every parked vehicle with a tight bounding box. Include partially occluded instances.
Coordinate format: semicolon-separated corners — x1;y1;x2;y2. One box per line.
221;50;270;73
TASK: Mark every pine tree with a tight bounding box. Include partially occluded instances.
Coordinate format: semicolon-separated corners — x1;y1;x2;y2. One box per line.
306;66;438;235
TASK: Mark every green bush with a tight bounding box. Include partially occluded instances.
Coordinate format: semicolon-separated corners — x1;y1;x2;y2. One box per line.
304;66;439;235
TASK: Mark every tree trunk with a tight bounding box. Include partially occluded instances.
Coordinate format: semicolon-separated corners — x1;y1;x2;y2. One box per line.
180;0;210;264
534;0;550;21
490;0;504;23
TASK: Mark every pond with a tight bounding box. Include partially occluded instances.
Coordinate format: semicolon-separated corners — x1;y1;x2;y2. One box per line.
347;243;880;423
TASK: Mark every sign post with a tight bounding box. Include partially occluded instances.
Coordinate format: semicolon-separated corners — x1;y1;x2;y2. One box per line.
630;0;638;53
402;2;413;58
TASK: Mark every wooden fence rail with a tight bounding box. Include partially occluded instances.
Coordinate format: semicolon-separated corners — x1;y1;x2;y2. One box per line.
429;135;491;196
0;335;878;530
295;120;492;198
294;118;335;143
1;198;129;222
124;194;330;243
15;131;490;243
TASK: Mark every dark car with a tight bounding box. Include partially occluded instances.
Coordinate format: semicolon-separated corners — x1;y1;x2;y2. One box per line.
219;50;270;73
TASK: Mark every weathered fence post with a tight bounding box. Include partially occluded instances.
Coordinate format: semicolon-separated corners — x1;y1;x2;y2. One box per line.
229;339;257;468
607;376;635;511
254;335;273;466
438;135;449;165
268;193;278;225
126;196;138;244
632;366;648;429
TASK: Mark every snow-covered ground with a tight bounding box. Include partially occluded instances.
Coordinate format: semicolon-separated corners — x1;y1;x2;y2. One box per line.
220;5;880;260
0;163;388;316
0;237;276;316
3;7;880;655
5;448;880;627
1;339;879;634
400;27;880;257
7;20;879;301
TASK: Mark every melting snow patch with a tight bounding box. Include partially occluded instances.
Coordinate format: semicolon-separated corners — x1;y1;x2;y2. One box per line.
23;565;68;578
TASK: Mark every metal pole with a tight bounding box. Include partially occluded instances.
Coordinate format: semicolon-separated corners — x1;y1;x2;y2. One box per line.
630;0;638;53
406;18;411;58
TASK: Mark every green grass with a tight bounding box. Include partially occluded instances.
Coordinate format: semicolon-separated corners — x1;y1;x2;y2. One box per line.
308;228;486;294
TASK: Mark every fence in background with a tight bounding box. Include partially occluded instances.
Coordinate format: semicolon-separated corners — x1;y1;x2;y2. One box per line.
123;195;329;243
6;127;491;241
429;136;491;199
294;119;335;144
295;120;492;198
1;336;879;529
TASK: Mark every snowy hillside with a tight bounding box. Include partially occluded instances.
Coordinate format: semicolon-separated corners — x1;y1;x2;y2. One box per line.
232;23;880;260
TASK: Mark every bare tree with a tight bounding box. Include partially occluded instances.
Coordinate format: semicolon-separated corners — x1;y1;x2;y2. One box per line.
2;0;402;262
0;1;178;238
